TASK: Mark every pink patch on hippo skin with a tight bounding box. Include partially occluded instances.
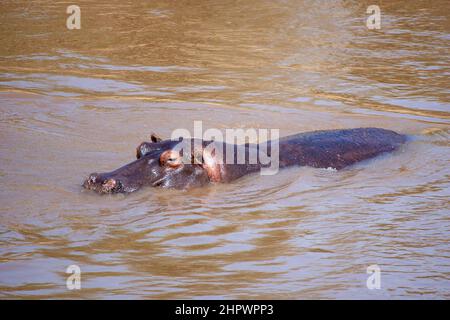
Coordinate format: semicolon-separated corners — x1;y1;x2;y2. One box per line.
202;148;222;182
102;178;116;191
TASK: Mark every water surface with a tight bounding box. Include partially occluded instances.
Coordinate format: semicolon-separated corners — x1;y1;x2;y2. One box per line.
0;0;449;299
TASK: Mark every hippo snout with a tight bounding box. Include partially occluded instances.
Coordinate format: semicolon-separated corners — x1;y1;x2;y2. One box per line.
85;173;98;185
83;173;124;194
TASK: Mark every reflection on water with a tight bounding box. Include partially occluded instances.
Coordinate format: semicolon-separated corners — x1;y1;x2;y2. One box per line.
0;0;449;299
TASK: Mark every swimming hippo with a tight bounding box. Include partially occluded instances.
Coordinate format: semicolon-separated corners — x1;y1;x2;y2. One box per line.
83;128;406;194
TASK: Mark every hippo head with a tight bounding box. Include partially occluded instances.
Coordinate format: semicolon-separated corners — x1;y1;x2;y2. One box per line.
83;134;222;194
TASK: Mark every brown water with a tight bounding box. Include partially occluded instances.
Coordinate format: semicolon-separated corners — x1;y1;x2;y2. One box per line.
0;0;449;299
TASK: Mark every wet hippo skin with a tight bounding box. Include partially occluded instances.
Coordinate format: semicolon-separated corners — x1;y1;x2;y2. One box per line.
83;128;406;194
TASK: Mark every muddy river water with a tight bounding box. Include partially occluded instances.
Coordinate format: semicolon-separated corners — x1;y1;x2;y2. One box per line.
0;0;449;299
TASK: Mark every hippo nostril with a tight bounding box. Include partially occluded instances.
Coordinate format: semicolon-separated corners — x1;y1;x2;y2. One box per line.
88;173;99;184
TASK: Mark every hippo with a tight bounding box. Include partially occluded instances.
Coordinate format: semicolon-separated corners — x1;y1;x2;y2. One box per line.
83;128;406;194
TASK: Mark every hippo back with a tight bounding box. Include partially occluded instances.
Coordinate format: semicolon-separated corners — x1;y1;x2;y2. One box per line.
278;128;406;170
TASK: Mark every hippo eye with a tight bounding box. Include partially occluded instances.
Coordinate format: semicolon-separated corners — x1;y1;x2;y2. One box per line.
160;150;182;168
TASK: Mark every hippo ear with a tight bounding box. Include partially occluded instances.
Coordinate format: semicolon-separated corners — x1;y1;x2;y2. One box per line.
150;132;162;143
